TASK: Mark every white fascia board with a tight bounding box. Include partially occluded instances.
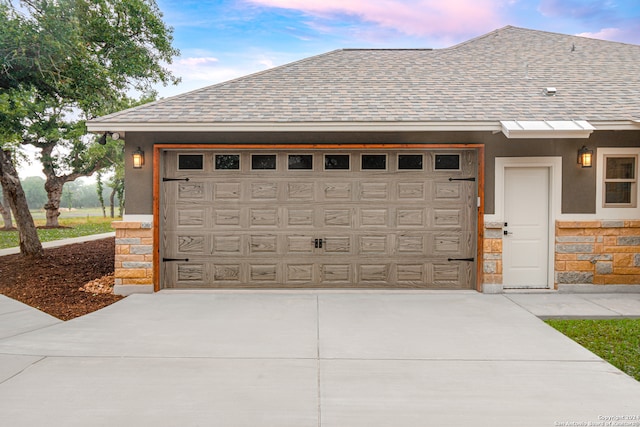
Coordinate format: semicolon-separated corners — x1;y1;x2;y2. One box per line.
86;121;502;133
501;120;595;139
591;120;640;130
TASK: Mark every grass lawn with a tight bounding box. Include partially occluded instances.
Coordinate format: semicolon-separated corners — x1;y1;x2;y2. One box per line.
0;211;119;249
546;318;640;381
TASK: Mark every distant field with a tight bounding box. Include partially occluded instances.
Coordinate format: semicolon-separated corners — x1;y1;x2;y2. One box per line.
0;210;120;249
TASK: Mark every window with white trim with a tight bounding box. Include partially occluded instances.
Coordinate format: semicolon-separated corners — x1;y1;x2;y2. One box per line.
603;154;637;208
596;148;640;219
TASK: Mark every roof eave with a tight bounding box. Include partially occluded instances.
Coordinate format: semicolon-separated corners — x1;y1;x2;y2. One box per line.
86;121;503;133
86;120;640;134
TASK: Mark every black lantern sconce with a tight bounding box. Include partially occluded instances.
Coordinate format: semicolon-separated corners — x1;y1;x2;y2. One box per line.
132;147;145;169
577;146;593;168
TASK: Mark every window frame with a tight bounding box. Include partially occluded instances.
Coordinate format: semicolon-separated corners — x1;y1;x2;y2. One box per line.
602;154;637;208
596;147;640;219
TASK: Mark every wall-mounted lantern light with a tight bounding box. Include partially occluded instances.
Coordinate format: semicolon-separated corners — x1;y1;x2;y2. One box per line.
132;147;145;169
577;146;593;168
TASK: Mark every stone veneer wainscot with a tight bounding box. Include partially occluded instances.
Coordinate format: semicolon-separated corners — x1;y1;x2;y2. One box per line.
113;221;154;294
556;221;640;287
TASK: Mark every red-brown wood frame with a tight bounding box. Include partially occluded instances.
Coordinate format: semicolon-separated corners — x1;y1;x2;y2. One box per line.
152;143;485;292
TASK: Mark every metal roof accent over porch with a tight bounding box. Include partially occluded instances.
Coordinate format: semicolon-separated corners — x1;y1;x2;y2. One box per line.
500;120;596;139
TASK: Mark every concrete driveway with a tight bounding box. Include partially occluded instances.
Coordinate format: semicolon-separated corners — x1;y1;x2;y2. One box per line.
0;291;639;426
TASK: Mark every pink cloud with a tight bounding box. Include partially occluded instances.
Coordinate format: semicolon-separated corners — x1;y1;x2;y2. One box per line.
245;0;506;37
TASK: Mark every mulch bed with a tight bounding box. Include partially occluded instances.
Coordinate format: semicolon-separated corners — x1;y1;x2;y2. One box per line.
0;238;123;320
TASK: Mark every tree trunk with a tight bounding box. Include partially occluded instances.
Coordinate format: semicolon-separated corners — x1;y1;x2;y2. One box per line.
0;188;15;230
109;187;115;218
43;177;64;227
0;150;43;257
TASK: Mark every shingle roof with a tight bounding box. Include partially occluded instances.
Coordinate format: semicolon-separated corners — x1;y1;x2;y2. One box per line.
89;26;640;127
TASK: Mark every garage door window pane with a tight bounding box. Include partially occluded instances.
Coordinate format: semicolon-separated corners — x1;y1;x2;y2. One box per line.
398;154;423;170
178;154;204;170
435;154;460;170
362;154;386;170
325;154;350;170
288;154;313;170
252;155;276;170
215;154;240;170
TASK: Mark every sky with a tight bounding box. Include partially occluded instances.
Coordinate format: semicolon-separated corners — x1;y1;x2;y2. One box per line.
18;0;640;178
154;0;640;98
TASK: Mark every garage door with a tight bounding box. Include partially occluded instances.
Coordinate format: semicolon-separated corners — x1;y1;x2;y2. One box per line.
160;149;477;289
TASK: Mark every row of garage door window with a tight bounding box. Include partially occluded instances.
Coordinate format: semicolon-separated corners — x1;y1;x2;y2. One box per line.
178;153;461;171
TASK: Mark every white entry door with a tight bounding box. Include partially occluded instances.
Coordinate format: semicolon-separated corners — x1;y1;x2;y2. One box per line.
503;167;550;288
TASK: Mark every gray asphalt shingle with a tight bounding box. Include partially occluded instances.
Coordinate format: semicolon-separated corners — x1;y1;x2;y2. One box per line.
90;26;640;125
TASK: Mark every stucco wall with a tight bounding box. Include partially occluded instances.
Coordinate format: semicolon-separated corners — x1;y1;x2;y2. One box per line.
121;130;640;216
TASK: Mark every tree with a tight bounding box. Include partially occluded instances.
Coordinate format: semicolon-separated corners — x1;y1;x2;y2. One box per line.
0;150;43;256
0;187;15;230
0;0;178;255
21;176;47;209
96;171;106;217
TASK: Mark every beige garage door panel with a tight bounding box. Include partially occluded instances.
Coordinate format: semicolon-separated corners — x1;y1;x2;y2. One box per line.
161;150;477;289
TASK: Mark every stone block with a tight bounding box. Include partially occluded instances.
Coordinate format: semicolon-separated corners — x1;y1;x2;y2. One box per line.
121;278;154;285
556;236;596;243
483;274;502;284
635;254;640;267
112;222;142;229
555;253;577;261
618;236;640;246
612;267;640;275
555;261;566;271
577;254;612;262
626;220;640;228
483;240;493;253
483;253;501;260
141;222;153;229
491;239;502;252
484;222;504;229
556;271;594;284
614;253;634;267
124;229;153;238
555;244;593;254
116;254;146;262
483;261;497;274
115;268;146;279
595;261;613;275
556;221;600;229
565;261;594;271
602;275;640;285
484;229;503;239
116;238;141;245
122;262;153;269
131;245;153;255
602;220;624;228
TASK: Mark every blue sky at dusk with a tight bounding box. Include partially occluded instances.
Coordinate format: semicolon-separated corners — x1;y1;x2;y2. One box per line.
155;0;640;97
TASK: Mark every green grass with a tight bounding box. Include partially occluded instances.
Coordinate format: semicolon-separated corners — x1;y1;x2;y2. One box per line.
546;319;640;381
0;212;119;249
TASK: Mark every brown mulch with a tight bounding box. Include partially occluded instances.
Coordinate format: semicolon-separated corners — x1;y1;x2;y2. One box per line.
0;238;123;320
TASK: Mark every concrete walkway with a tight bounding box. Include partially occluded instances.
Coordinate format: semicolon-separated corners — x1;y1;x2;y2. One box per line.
0;291;639;426
0;232;115;257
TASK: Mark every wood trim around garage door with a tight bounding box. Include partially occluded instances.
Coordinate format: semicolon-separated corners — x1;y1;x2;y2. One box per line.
152;143;485;292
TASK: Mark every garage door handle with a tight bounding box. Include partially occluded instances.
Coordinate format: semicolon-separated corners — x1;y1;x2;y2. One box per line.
447;257;475;262
162;177;190;182
448;177;476;182
163;258;190;262
314;238;323;249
